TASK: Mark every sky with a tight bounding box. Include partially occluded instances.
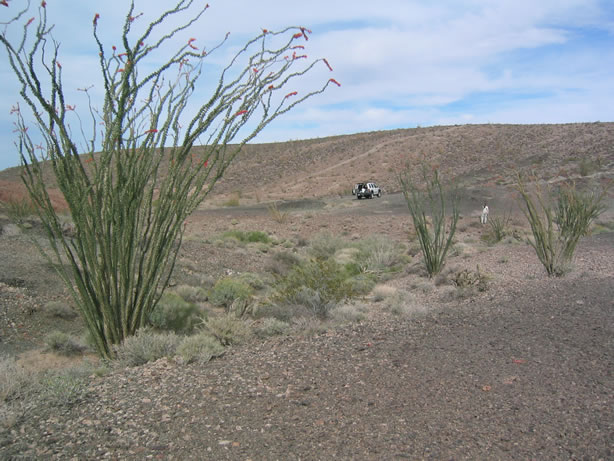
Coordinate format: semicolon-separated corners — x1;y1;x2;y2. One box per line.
0;0;613;171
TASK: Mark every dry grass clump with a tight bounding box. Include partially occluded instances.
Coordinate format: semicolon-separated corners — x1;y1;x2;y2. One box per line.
202;314;252;346
44;331;87;356
176;333;225;364
114;330;180;367
43;300;78;320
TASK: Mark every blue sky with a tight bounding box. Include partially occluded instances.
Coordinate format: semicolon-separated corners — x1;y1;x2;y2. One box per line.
1;0;613;171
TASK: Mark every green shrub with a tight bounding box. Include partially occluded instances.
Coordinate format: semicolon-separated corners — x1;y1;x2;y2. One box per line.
399;164;459;277
176;333;225;364
148;292;200;333
517;177;608;275
38;371;89;407
273;258;355;317
209;277;252;310
174;284;209;303
221;229;270;244
44;300;78;320
202;314;251;346
44;331;86;356
114;330;179;367
353;236;408;274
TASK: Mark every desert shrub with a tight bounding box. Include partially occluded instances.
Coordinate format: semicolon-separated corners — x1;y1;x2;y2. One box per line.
399;164;459;276
266;251;302;276
353;236;408;274
268;202;290;224
330;302;368;323
252;303;311;322
273;258;355;317
174;285;209;303
371;284;398;302
237;272;269;291
44;300;78;320
485;211;512;244
382;289;418;316
114;331;179;367
202;314;252;346
0;197;37;224
253;318;291;338
346;273;377;296
517;177;608;276
176;333;225;364
452;266;489;292
221;230;270;244
38;371;89;407
148;292;200;334
0;356;34;402
44;331;86;356
209;277;252;310
223;193;241;207
308;232;348;260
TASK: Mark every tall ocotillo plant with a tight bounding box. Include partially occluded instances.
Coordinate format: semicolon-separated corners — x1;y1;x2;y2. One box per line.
399;163;459;277
1;1;339;358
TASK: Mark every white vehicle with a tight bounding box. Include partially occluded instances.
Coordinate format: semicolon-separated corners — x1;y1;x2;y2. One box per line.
354;182;381;199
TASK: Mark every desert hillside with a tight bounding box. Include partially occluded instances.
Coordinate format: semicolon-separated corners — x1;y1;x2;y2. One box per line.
1;123;613;205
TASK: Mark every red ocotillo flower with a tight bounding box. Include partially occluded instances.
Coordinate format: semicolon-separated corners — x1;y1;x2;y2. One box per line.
145;129;158;134
235;110;248;116
0;1;9;7
41;0;46;7
285;91;298;99
26;17;35;26
329;78;341;87
323;58;333;71
93;13;100;25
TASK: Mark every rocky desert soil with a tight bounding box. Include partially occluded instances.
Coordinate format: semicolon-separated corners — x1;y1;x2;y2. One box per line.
1;123;614;460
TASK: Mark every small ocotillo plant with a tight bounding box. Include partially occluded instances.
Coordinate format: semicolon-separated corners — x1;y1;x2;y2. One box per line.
399;164;459;277
1;1;338;359
516;175;608;276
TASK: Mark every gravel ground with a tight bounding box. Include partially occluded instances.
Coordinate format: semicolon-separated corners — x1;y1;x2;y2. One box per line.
1;193;613;460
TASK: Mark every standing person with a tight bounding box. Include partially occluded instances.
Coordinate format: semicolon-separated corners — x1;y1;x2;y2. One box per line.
481;203;489;224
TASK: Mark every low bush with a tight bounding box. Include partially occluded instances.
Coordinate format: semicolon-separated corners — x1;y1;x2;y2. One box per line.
148;292;200;333
174;284;209;303
330;302;368;323
114;330;180;367
202;314;252;346
209;277;252;310
221;229;270;244
38;371;89;407
353;236;408;274
44;331;86;356
308;232;348;260
273;258;355;318
176;333;225;364
266;251;302;276
43;300;78;320
253;318;291;338
0;356;33;402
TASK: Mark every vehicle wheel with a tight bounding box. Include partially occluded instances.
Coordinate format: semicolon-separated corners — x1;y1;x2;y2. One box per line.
377;191;381;197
